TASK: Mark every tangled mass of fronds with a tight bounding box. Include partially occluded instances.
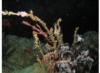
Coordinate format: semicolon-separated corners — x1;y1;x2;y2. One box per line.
2;11;98;73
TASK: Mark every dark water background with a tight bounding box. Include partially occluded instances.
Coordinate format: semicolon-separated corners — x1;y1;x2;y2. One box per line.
2;0;98;43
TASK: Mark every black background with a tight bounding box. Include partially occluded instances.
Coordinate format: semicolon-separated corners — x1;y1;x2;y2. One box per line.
2;0;98;43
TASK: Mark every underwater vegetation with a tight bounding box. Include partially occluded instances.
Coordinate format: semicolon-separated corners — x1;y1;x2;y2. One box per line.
2;11;98;73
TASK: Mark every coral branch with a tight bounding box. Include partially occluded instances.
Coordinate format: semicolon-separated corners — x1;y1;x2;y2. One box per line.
2;11;50;32
72;27;79;46
2;10;64;50
22;21;48;38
